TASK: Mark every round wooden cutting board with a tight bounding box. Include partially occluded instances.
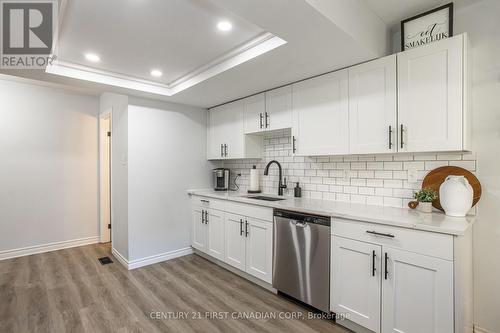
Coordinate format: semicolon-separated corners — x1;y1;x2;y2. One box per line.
422;166;481;212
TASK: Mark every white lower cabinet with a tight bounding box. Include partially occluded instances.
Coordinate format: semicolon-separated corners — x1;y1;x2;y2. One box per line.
332;236;382;333
382;247;454;333
331;219;462;333
245;217;273;283
225;213;246;271
191;197;273;285
224;213;273;284
206;209;225;261
191;207;207;252
191;207;225;261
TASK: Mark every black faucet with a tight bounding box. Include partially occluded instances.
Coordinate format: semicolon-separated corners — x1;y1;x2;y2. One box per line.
263;160;287;196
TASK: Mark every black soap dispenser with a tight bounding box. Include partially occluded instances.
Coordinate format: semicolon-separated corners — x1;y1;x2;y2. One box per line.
294;182;302;198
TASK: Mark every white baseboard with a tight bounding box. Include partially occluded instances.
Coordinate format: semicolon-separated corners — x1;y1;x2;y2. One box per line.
474;325;496;333
111;247;193;270
111;248;129;269
0;236;100;261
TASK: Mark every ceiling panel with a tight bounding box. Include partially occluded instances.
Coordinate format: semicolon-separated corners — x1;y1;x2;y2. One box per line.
57;0;265;84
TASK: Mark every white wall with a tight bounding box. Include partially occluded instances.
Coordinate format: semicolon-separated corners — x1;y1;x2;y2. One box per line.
127;98;214;261
391;2;500;331
0;77;99;255
100;93;130;260
455;2;500;332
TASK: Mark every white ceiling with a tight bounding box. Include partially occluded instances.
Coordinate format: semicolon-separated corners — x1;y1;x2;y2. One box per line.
5;0;482;108
58;0;266;84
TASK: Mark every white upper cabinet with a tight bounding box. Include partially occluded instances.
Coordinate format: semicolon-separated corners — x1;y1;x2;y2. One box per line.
398;34;468;152
208;100;263;160
349;54;397;154
244;93;266;134
292;70;349;156
265;85;292;131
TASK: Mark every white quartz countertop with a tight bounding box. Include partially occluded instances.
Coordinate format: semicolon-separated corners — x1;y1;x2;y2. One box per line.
187;189;474;236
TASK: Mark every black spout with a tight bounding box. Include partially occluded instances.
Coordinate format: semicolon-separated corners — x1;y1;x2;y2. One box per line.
264;160;287;196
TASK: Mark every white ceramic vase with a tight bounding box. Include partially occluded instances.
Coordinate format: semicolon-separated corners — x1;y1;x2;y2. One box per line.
439;175;473;217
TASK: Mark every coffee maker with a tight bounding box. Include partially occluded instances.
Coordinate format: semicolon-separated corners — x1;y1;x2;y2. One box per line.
213;168;230;191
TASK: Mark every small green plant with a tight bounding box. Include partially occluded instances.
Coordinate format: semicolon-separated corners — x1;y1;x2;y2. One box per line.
414;188;438;202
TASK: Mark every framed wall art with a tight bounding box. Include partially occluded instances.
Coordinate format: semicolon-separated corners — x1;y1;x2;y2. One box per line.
401;3;453;51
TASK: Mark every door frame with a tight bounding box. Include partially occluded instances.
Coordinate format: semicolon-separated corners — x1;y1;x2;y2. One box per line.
99;110;112;243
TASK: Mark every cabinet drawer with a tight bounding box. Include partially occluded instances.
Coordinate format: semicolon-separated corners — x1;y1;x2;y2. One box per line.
332;218;453;261
225;201;273;222
191;196;226;211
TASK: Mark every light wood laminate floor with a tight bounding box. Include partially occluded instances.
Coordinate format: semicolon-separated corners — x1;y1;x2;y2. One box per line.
0;243;350;333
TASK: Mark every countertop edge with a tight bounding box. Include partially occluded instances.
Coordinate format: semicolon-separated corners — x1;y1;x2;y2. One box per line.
187;190;474;236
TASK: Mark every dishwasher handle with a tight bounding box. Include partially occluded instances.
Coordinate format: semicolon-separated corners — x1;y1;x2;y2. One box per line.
274;210;330;226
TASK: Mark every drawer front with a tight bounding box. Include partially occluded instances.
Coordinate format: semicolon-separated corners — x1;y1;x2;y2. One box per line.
191;196;226;211
225;201;273;222
332;218;453;261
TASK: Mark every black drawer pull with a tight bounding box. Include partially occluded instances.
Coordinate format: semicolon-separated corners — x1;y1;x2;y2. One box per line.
385;252;389;280
366;230;395;238
372;250;376;277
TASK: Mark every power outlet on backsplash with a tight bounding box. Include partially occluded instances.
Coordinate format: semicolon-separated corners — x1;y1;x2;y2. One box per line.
222;128;477;209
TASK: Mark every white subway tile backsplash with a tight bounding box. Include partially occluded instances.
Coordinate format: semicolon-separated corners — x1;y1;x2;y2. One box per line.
223;130;478;209
425;161;449;170
449;160;476;171
375;171;393;179
367;162;384;170
384;161;403;170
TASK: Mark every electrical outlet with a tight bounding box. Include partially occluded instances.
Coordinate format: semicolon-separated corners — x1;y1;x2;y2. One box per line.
408;169;418;182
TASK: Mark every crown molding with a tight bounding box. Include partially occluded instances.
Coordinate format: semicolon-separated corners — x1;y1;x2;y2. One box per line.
46;27;286;96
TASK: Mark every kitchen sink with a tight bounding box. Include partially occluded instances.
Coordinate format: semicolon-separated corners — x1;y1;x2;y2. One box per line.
244;195;286;201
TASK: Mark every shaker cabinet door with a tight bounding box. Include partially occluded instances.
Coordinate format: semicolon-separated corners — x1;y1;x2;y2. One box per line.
292;70;349;156
382;247;454;333
349;54;397;154
397;34;464;152
224;213;246;271
331;236;382;333
245;218;273;283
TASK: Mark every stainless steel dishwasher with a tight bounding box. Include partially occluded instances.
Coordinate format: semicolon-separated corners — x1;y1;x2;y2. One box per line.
272;209;330;312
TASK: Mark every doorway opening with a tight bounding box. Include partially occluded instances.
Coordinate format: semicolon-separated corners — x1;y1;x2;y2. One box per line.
100;112;112;244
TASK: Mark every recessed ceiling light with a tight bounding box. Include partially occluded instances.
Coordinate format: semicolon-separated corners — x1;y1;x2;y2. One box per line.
217;20;232;32
85;53;100;62
150;69;162;77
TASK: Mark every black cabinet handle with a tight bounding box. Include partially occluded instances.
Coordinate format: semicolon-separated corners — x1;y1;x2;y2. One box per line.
224;144;228;157
366;230;395;238
201;210;205;224
265;112;269;128
372;250;376;277
200;199;210;203
240;219;244;236
259;113;263;129
384;252;389;280
400;124;404;149
220;144;224;157
292;136;297;154
205;211;209;224
245;220;249;237
388;125;393;150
